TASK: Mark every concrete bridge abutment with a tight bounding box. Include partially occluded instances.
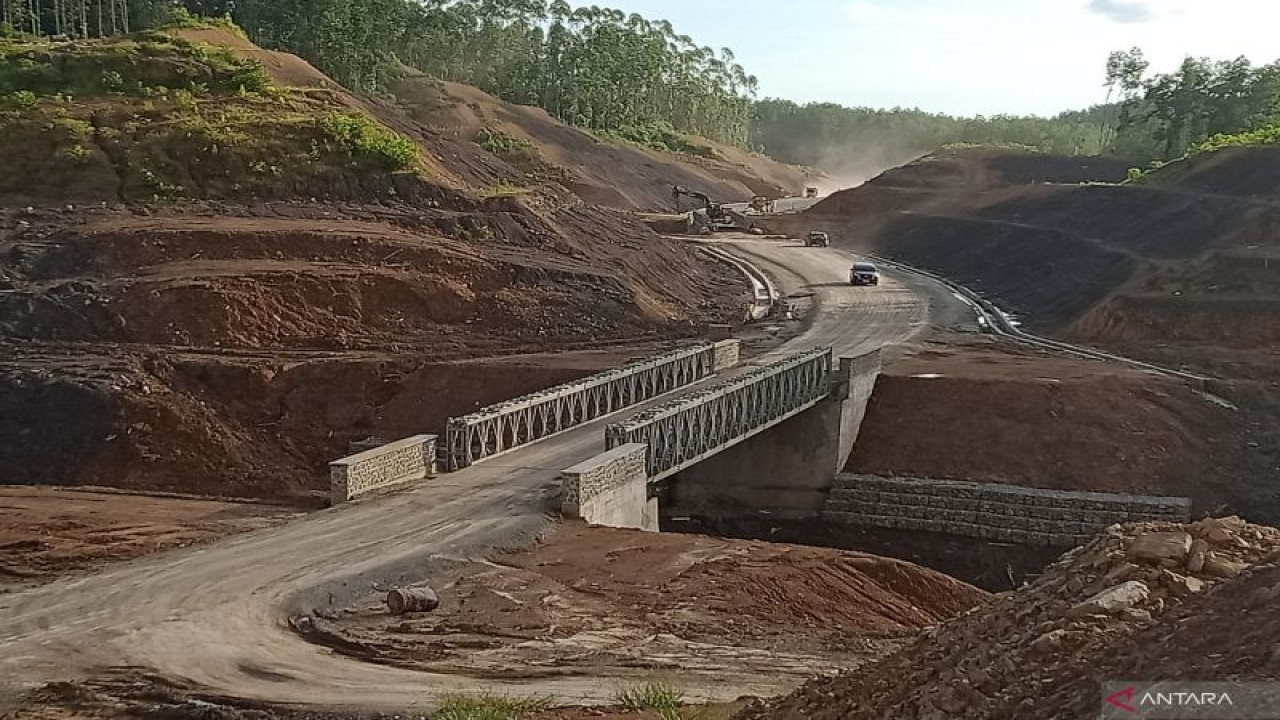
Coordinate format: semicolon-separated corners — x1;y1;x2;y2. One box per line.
662;350;882;521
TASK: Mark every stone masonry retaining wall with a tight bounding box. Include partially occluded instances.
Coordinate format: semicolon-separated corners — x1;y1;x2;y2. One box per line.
823;474;1191;546
560;442;652;530
713;339;741;372
330;435;437;505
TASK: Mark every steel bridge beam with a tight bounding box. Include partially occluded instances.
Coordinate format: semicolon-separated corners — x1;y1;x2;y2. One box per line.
443;343;719;471
604;347;834;482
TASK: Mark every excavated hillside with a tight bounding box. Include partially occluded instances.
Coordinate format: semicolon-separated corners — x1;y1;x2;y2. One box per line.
783;146;1280;523
388;75;819;211
0;26;773;502
741;517;1280;720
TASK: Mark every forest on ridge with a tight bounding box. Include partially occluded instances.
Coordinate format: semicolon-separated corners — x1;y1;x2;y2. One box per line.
3;0;1278;168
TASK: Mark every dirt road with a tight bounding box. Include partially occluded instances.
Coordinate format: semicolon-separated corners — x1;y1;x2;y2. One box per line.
0;239;966;712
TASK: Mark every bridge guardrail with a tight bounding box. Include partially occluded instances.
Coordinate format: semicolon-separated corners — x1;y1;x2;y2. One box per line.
605;347;833;481
444;343;720;471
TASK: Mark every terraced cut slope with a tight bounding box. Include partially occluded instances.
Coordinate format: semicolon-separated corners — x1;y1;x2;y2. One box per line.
0;26;764;505
789;146;1280;524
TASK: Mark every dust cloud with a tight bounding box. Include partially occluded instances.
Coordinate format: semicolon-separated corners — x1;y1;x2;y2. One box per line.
808;140;929;195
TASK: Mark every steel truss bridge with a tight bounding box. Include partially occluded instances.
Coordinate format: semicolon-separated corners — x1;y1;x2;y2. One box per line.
604;347;834;481
444;343;718;471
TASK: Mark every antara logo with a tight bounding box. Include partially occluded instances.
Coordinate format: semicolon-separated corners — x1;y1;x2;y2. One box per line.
1106;687;1137;713
1106;685;1237;713
1142;691;1235;707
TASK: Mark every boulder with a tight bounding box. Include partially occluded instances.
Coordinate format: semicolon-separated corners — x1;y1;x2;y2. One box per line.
1192;516;1247;543
1160;570;1206;596
1128;531;1193;565
1068;581;1150;617
1185;539;1209;574
1029;625;1070;653
1203;556;1249;579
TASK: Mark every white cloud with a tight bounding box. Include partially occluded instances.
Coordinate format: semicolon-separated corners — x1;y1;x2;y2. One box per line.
1087;0;1155;24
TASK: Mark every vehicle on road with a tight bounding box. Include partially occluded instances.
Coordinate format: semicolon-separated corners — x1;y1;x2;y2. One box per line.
804;231;829;247
850;261;880;286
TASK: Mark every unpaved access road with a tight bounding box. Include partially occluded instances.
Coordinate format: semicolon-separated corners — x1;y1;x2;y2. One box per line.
0;239;968;713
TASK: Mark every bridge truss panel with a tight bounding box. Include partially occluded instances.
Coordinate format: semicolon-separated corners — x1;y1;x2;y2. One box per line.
444;344;717;471
605;347;834;481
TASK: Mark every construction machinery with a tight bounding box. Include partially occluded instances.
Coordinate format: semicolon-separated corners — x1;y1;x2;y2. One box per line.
749;195;776;213
804;231;829;248
672;186;729;224
804;187;819;198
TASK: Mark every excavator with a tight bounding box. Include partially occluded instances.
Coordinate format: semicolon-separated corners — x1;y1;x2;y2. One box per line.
672;186;729;224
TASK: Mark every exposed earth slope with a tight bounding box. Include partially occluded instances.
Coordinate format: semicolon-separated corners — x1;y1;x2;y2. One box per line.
0;26;782;501
389;76;820;211
741;518;1280;720
788;146;1280;522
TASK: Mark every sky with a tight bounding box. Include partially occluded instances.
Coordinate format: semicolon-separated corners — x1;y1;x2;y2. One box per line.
603;0;1280;117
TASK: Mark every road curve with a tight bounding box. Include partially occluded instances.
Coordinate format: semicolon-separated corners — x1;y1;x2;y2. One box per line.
0;239;966;712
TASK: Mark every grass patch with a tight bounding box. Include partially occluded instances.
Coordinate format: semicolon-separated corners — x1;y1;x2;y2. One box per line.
597;121;718;158
475;125;539;161
615;681;688;717
319;111;418;170
433;692;555;720
0;31;270;98
478;182;529;198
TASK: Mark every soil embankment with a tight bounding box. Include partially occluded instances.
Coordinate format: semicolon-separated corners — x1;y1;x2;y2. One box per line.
740;518;1280;719
317;524;986;684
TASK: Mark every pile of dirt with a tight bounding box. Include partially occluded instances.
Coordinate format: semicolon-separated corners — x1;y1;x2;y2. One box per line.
846;341;1280;521
740;517;1280;719
316;525;986;685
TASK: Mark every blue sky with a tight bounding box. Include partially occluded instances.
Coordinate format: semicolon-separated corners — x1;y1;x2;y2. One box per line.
605;0;1280;116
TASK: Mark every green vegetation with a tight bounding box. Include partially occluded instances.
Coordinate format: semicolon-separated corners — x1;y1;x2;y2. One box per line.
751;99;1108;169
1105;48;1280;160
599;121;718;158
614;681;692;720
1124;124;1280;184
0;32;270;98
479;182;530;199
1189;124;1280;155
319;111;417;170
474;125;538;161
6;1;1279;177
3;0;758;148
0;30;424;203
432;692;555;720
